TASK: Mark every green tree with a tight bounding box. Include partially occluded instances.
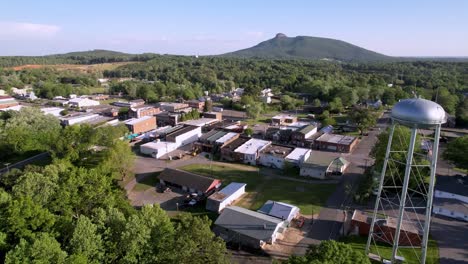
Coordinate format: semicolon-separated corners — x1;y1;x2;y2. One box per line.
172;214;229;264
456;97;468;127
443;136;468;170
312;98;321;107
5;233;67;264
436;88;459;115
329;97;344;113
68;215;103;263
284;240;370;264
349;108;377;135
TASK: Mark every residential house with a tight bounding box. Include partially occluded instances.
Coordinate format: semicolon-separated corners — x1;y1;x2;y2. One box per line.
291;125;317;146
158;168;221;196
258;144;294;169
234;138;271;165
300;154;350;179
257;200;300;224
213;206;285;249
284;148;312;167
206;183;246;213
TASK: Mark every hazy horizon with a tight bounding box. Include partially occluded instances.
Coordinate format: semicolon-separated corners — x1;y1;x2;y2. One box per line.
1;0;467;57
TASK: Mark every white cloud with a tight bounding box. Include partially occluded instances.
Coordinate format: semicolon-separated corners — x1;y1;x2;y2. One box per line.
0;22;61;38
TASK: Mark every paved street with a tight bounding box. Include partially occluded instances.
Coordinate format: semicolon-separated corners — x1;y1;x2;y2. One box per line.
431;215;468;264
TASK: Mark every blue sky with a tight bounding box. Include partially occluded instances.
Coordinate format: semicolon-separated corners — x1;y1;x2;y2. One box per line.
0;0;467;56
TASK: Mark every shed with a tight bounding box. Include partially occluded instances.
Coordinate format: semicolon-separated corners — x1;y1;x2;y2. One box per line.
158;168;221;196
206;183;246;212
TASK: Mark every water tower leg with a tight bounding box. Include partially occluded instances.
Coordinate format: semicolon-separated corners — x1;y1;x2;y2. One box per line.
421;124;441;263
391;127;417;263
366;123;396;255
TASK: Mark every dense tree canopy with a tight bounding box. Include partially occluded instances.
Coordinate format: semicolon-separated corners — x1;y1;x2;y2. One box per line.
284;240;370;264
443;136;468;170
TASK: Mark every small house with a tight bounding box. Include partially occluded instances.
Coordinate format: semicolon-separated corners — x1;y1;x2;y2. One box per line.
158;168;221;196
206;182;246;213
257;200;299;224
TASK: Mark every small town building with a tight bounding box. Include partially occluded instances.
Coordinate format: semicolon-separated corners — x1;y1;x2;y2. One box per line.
140;140;178;159
41;107;64;117
284;148;312;166
271;114;297;126
0;96;19;109
156;112;180;127
291;125;317;146
158;102;191;113
130;99;145;107
89;94;109;101
68;97;100;108
129;105;160;119
221;109;247;121
234;138;271;165
125;116;157;134
60;113;101;126
187;99;205;111
206;183;246;213
258;144;294;169
300;154;350;179
213;206;286;249
350;210;422;246
181;118;219;127
220;137;250;162
257;200;300;224
203;111;222;121
158;168;221;196
314;133;358;153
164;125;202;146
195;130;240;153
433;175;468;222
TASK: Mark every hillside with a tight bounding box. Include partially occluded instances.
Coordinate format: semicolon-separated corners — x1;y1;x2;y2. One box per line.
222;33;392;62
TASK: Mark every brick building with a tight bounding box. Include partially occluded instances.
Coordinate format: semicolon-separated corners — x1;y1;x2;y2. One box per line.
314;133;358;153
125;116;156;134
129;105;160;118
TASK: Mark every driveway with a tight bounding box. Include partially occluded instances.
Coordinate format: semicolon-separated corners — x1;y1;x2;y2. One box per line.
431;215;468;264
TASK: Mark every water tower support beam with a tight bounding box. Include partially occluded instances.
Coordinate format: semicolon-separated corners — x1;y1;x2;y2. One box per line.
391;127;417;263
420;124;441;264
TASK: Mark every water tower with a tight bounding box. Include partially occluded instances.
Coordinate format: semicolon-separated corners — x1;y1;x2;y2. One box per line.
365;98;446;264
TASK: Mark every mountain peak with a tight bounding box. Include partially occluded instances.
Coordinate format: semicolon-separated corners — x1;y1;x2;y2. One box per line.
275;33;288;38
222;34;391;62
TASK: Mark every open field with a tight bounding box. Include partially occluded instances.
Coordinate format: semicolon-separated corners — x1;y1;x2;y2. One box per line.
179;163;337;215
340;235;439;264
9;62;139;72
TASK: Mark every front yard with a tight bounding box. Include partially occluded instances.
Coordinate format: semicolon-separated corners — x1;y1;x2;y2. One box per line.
179;162;337;215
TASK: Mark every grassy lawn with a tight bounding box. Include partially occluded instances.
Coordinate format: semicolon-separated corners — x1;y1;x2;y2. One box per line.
133;172;160;191
245;117;271;126
179;163;336;215
340;235;439;264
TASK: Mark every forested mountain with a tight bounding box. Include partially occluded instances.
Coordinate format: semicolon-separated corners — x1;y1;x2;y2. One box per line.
221;33;393;62
0;50;160;67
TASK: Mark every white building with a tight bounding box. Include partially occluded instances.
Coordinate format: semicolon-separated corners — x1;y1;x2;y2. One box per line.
206;182;246;213
140;141;178;159
41;107;64;117
60;114;100;126
258;144;294;169
300;154;350;179
234;138;271;165
258;200;300;224
68;97;100;108
285;148;312;166
432;175;468;222
181;118;218;127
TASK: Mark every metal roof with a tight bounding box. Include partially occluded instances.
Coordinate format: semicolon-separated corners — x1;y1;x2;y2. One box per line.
391;98;447;128
208;182;246;202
